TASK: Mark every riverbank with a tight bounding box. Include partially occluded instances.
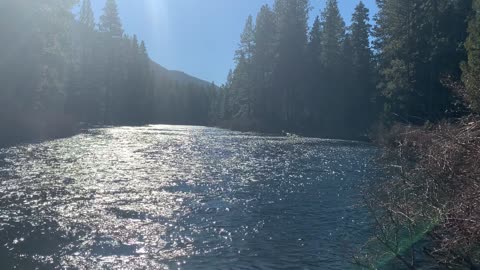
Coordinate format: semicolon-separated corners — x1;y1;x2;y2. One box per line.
215;119;371;142
0;112;79;148
357;116;480;269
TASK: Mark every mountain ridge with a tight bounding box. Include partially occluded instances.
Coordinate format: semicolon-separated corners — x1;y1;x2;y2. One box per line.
150;60;214;88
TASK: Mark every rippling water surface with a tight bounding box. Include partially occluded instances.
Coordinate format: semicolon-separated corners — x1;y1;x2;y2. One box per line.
0;125;379;269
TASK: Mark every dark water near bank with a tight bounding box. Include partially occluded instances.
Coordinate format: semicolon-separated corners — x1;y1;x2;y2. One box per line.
0;125;379;269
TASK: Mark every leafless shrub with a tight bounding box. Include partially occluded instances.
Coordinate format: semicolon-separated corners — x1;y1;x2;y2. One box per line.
356;116;480;269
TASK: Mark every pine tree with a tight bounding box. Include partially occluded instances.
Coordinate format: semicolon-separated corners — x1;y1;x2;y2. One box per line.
139;40;154;122
374;0;421;123
79;0;95;29
230;15;255;119
0;0;77;144
230;55;250;120
132;35;140;53
350;1;375;131
236;15;255;61
140;40;148;57
272;0;310;128
221;70;234;120
351;2;372;75
321;0;345;68
252;5;276;120
462;0;480;113
308;16;322;66
98;0;124;123
375;0;471;123
99;0;123;38
319;0;347;136
306;16;323;127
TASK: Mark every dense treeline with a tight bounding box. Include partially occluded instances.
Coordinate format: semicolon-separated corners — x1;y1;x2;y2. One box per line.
214;0;479;139
0;0;213;146
1;0;479;145
374;0;472;122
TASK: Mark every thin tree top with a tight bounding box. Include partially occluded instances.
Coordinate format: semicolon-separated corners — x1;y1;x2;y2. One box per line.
100;0;123;38
79;0;95;29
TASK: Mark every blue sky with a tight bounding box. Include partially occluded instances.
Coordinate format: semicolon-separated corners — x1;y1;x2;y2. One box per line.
86;0;378;84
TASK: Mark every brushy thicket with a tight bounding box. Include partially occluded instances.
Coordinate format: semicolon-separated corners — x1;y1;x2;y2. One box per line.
356;117;480;269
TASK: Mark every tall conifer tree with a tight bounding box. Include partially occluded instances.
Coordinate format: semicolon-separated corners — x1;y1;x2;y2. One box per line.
306;16;323;126
308;16;322;66
252;5;276;120
350;1;375;130
99;0;123;38
319;0;347;135
272;0;309;127
321;0;345;68
79;0;95;29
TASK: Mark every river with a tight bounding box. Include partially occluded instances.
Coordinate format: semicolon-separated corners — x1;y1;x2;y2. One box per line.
0;125;379;269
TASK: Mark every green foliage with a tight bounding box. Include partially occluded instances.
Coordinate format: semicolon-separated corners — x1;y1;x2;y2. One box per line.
462;0;480;113
2;0;477;145
252;5;276;120
214;0;376;138
99;0;123;38
0;0;76;144
230;15;255;120
214;0;474;138
375;0;472;123
272;0;310;127
349;2;375;132
321;0;345;68
307;16;322;65
67;2;212;126
217;0;313;132
236;15;255;61
79;0;95;29
318;0;349;136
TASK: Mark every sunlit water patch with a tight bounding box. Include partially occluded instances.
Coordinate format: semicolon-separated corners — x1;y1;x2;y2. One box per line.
0;125;379;269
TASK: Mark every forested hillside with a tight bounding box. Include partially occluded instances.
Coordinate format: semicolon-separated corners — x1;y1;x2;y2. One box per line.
1;0;479;144
0;0;214;146
214;0;476;139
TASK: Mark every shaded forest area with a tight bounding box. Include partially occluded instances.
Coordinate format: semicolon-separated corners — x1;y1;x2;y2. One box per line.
0;0;215;147
2;0;478;144
212;0;477;139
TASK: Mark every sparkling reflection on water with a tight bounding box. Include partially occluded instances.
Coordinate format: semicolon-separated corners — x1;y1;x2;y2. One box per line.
0;125;378;269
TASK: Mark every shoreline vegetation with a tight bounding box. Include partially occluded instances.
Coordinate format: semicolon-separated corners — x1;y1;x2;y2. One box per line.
355;116;480;269
352;0;480;267
1;0;480;269
215;119;371;141
0;120;369;150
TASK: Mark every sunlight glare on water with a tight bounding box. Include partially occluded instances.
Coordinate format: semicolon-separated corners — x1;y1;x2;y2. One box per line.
0;125;379;269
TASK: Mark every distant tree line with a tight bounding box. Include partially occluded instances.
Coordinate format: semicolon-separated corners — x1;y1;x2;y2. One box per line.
212;0;479;139
0;0;213;146
1;0;479;145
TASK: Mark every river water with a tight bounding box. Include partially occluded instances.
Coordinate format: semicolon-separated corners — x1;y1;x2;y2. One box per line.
0;125;379;269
